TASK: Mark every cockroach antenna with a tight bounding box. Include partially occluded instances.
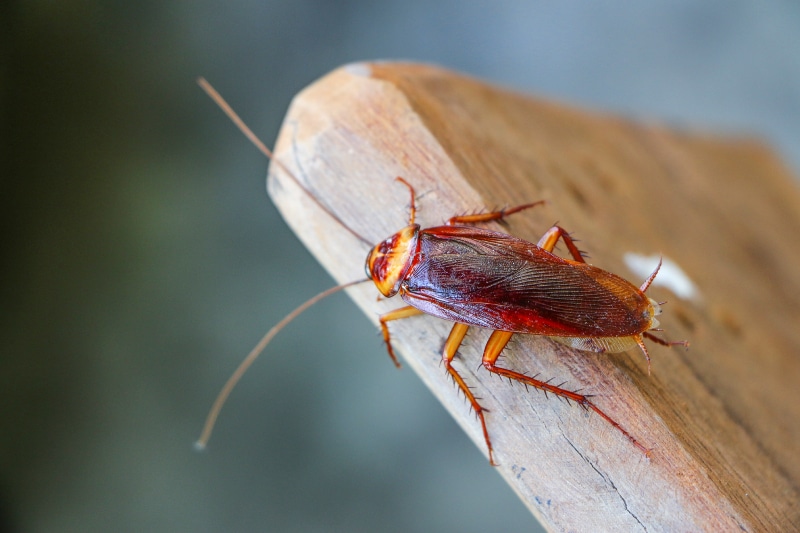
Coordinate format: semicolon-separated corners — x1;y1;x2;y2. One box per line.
195;78;371;449
195;279;368;450
196;77;372;247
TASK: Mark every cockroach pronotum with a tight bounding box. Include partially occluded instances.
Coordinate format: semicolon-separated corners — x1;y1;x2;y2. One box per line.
195;78;688;465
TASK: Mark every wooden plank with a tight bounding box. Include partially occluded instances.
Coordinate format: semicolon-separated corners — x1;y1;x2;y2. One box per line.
267;62;800;532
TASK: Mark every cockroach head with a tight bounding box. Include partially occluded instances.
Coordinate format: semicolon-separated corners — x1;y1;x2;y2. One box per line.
365;225;420;297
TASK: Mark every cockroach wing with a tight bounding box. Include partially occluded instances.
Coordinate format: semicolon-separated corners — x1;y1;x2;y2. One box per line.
401;226;652;337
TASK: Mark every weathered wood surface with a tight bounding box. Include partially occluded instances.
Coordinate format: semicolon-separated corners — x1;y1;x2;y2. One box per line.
267;62;800;532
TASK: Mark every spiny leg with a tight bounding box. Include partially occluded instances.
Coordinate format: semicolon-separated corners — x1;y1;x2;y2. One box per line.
482;330;650;456
643;331;690;349
446;201;546;226
639;257;662;292
636;333;690;376
378;305;424;368
442;322;498;466
633;335;653;376
537;225;586;263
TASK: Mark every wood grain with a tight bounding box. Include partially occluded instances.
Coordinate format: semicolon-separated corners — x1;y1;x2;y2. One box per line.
267;62;800;532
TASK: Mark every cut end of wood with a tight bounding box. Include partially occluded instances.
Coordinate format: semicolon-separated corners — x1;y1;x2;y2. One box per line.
266;62;800;531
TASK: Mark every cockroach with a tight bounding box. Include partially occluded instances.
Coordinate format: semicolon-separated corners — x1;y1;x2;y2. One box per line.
195;78;688;465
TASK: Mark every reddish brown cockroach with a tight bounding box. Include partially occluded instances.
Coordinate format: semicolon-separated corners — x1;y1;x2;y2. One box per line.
195;78;688;465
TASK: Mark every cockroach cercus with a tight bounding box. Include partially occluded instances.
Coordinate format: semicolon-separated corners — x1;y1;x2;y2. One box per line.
195;78;688;465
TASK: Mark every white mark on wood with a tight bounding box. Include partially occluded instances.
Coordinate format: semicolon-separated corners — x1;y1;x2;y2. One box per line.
624;253;699;301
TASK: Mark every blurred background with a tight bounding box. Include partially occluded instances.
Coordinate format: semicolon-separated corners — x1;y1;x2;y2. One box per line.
3;1;799;532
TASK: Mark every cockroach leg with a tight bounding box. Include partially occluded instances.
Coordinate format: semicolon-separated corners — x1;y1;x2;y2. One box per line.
442;322;497;465
643;331;690;349
482;330;650;457
378;305;424;368
634;335;653;375
445;201;545;226
537;226;586;263
442;323;470;364
639;257;663;293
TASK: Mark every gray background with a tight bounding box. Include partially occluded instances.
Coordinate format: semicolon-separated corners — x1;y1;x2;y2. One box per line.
3;1;799;532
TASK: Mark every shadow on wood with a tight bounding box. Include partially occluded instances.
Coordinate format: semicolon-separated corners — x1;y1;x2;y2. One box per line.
268;62;800;531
